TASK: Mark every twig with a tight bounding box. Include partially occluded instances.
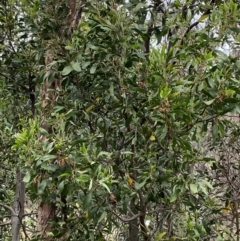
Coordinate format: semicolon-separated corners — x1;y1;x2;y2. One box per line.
0;204;15;214
22;212;37;218
110;209;143;223
0;221;11;226
0;72;29;92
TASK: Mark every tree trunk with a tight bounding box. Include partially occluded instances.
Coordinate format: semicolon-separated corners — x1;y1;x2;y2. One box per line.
37;0;83;238
11;168;25;241
37;44;59;240
37;202;56;238
128;199;139;241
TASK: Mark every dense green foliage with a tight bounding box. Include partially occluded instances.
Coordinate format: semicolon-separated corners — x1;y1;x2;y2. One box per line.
1;0;240;240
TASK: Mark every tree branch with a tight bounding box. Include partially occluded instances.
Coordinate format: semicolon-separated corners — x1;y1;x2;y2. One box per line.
0;221;11;226
0;72;29;92
22;212;37;218
144;24;154;55
110;209;143;223
73;0;86;29
0;204;15;214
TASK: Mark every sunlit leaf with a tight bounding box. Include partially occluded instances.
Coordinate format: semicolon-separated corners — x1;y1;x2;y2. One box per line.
204;99;215;105
155;231;167;240
198;14;210;22
23;172;31;183
149;135;156;141
99;182;110;193
190;183;198;194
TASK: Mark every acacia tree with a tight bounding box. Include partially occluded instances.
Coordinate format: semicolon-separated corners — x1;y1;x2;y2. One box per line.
2;0;240;240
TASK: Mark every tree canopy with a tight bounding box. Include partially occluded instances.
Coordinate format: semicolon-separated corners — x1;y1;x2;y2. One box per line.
1;0;240;240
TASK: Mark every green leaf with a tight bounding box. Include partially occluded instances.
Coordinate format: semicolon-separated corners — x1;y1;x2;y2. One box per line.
90;64;97;74
38;179;48;195
213;123;218;142
64;109;74;119
83;192;92;210
109;83;114;96
204;99;215;105
72;62;81;72
98;211;107;223
97;151;111;158
123;198;130;214
58;181;64;193
121;151;134;155
53;105;65;113
89;179;93;191
170;188;180;202
124;2;133;8
77;174;90;183
218;120;225;137
201;4;213;10
159;126;168;141
82;61;91;69
62;66;73;75
65;45;74;50
136;52;146;59
41;163;57;172
204;180;213;189
88;43;98;50
41;155;57;161
58;173;70;178
198;14;210;22
133;3;146;12
235;60;240;70
187;9;192;21
39;128;49;135
190;183;198;193
224;98;239;103
23;172;31;183
135;178;148;190
155;231;167;240
44;141;54;153
230;27;240;33
134;181;145;190
170;193;177;203
154;28;162;44
99;182;110;193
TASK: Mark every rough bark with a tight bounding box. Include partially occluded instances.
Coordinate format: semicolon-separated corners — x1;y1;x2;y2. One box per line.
37;44;60;239
37;0;84;238
37;202;56;238
11;168;25;241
